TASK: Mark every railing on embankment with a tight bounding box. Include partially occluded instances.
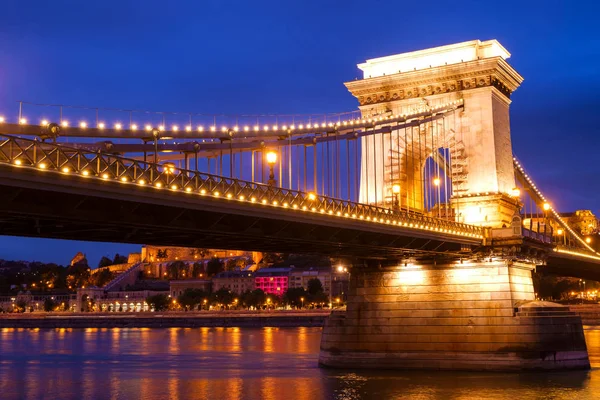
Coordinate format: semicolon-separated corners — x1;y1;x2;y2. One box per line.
0;310;330;328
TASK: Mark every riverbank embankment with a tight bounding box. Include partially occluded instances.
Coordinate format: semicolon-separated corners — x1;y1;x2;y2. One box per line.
569;305;600;326
0;310;330;328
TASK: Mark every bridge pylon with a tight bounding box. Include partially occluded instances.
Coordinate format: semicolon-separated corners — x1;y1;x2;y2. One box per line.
319;258;589;370
319;40;590;371
346;39;523;228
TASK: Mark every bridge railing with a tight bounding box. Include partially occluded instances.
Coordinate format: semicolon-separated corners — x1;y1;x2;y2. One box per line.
0;133;483;239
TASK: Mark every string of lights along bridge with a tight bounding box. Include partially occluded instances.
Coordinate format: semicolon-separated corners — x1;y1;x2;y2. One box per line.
0;99;488;242
1;100;465;212
0;94;599;261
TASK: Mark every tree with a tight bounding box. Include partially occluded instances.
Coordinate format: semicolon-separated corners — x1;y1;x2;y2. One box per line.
210;288;234;308
206;257;224;277
178;288;208;311
146;294;170;311
307;278;324;295
241;289;266;309
260;252;287;266
66;263;91;288
43;298;56;312
15;300;27;313
98;256;113;269
113;253;128;265
92;268;115;287
310;290;329;306
284;287;308;308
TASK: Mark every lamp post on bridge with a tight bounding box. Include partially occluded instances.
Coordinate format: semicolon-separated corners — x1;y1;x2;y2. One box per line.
392;183;401;211
433;177;441;218
266;151;277;187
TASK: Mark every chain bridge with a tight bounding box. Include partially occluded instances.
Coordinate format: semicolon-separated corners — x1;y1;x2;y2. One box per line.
0;39;596;371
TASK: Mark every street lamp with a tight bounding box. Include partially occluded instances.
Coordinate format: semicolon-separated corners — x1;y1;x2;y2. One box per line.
337;265;347;273
300;296;304;309
392;183;401;210
433;177;441;218
266;151;277;186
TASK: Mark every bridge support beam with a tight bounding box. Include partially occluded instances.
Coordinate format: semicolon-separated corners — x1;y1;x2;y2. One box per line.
319;259;589;370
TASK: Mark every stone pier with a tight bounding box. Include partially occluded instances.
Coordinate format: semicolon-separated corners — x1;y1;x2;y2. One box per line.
319;260;590;370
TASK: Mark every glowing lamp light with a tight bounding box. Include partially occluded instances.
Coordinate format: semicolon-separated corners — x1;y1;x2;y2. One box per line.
145;125;152;131
586;237;592;244
185;126;192;132
98;123;105;129
19;118;27;125
102;173;109;179
307;192;317;201
38;162;47;169
138;179;146;185
131;124;138;130
543;202;551;211
115;123;122;130
79;121;87;128
433;177;441;186
511;187;521;197
266;151;277;165
171;184;178;190
0;116;4;123
392;184;401;194
120;177;128;182
14;159;22;165
62;167;70;173
41;119;49;126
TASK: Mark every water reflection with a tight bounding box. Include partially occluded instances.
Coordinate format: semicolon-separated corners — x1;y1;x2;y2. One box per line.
0;327;599;399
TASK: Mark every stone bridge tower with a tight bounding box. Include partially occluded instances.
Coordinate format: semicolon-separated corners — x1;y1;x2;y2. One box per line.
319;40;589;372
346;39;524;227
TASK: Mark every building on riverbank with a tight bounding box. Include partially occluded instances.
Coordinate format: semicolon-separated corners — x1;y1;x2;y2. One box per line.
212;271;254;295
255;268;292;296
0;292;76;312
170;279;212;298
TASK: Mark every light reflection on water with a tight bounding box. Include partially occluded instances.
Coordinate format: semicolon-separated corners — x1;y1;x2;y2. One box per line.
0;327;599;399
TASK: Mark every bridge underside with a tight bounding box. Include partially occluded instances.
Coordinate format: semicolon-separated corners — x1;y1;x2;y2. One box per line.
540;254;600;282
0;166;477;259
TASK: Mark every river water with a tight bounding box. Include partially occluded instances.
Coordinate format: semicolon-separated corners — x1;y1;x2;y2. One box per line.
1;326;600;399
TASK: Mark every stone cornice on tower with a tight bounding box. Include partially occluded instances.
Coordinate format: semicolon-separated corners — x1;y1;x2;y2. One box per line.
345;43;524;108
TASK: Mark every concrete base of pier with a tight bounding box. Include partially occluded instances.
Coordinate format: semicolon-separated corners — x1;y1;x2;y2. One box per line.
319;261;590;370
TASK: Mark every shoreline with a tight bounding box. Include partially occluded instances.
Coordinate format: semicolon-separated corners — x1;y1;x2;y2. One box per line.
3;305;600;329
0;310;331;328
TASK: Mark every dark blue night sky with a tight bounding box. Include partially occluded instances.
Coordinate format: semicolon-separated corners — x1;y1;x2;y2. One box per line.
1;0;599;265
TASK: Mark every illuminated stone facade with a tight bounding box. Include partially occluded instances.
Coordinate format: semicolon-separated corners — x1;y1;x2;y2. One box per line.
319;261;589;370
320;40;590;371
346;39;523;227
